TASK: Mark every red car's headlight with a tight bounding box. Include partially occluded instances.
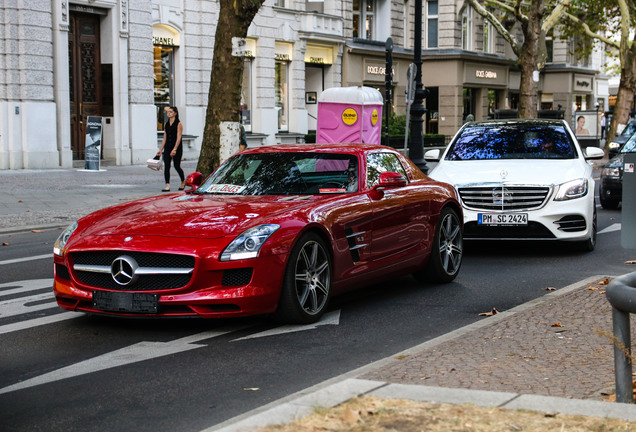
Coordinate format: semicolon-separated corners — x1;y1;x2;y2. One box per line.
53;222;78;257
220;224;280;261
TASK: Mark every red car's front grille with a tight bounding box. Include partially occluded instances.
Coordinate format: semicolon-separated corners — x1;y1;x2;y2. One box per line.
70;251;195;291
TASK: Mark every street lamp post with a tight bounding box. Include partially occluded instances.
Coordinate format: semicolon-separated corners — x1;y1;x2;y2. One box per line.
385;37;393;147
409;0;429;174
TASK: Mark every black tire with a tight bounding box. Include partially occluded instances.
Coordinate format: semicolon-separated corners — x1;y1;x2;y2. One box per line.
599;194;620;210
578;209;597;252
274;233;331;324
415;206;463;283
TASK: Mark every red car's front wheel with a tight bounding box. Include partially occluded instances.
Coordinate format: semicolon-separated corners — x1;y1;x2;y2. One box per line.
275;233;332;324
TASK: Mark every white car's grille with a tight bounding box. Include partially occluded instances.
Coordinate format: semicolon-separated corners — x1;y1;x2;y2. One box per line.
458;186;550;211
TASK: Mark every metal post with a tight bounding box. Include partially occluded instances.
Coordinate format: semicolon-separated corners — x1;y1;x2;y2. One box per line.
612;307;634;403
385;38;394;147
408;0;428;174
606;272;636;403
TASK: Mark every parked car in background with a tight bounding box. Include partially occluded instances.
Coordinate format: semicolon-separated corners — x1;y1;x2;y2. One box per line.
53;144;463;324
425;119;604;251
600;132;636;209
608;118;636;157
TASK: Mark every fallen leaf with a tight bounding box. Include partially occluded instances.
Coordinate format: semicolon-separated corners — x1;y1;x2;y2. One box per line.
243;388;259;391
551;323;563;327
18;200;23;203
31;229;43;233
479;308;499;316
588;286;598;290
626;261;636;265
600;290;606;294
25;210;30;212
545;287;556;291
598;278;611;285
343;407;361;425
2;242;8;246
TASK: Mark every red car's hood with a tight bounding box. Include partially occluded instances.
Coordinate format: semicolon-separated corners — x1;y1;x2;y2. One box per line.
81;194;316;239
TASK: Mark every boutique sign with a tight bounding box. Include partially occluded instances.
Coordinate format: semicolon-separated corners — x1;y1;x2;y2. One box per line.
465;64;506;85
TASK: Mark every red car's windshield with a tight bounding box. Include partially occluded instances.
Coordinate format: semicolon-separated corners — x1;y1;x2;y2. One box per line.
197;152;359;195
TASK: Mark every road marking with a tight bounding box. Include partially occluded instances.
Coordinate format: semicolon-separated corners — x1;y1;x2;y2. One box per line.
0;279;53;296
0;292;56;318
0;326;249;395
0;312;79;335
599;223;621;235
0;279;58;319
0;254;51;266
232;310;341;341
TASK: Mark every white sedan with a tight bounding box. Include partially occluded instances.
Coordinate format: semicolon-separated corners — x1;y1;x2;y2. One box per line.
425;119;604;251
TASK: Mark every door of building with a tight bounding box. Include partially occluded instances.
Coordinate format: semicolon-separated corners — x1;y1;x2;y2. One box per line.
68;13;102;160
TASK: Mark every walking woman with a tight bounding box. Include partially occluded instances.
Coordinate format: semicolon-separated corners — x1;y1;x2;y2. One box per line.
157;106;185;191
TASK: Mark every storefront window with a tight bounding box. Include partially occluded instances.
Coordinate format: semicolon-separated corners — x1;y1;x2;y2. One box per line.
275;61;289;131
463;88;476;120
488;89;498;117
154;45;174;131
427;1;438;48
241;59;252;132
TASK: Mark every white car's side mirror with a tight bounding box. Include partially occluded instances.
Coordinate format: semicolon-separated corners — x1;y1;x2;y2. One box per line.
424;149;441;162
584;147;604;160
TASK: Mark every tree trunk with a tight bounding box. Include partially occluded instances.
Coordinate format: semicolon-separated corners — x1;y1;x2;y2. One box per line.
197;0;264;177
517;0;543;118
607;35;636;145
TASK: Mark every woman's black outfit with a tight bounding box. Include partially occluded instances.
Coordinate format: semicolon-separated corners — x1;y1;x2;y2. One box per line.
163;118;184;184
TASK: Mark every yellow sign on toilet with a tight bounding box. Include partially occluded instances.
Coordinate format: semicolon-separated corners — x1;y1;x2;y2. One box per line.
342;108;358;125
371;109;379;125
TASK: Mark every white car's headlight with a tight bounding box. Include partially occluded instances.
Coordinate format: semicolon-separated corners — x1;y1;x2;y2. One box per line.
602;167;620;177
53;222;78;257
554;178;588;201
220;224;280;261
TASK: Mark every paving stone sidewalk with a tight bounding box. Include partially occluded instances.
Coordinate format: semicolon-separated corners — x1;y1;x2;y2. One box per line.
362;278;634;401
0;161;198;230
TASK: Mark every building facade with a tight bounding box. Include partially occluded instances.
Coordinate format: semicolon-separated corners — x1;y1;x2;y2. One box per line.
0;0;608;170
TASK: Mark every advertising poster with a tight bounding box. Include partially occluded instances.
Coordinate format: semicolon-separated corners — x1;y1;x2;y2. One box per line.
573;112;599;138
84;116;103;171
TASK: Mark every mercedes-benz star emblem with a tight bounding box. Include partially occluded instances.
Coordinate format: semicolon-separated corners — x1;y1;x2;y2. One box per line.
500;170;508;179
110;255;139;286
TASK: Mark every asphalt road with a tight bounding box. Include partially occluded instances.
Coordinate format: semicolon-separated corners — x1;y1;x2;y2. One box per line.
0;204;633;432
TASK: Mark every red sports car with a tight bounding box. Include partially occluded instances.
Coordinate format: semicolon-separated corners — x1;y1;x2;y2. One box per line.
53;144;463;323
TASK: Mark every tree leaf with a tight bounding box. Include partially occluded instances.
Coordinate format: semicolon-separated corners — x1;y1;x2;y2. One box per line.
479;308;499;316
343;407;361;425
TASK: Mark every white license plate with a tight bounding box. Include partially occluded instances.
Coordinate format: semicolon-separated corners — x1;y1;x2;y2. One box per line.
478;213;528;226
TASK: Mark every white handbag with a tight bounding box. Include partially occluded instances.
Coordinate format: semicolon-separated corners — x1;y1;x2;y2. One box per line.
147;156;163;171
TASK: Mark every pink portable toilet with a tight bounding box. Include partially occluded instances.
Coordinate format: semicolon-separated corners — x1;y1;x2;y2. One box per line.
316;86;383;145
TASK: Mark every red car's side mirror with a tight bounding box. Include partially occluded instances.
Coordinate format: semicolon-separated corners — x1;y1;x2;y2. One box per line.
374;171;407;189
185;172;203;191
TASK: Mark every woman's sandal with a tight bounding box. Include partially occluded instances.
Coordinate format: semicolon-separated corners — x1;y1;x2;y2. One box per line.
162;188;170;192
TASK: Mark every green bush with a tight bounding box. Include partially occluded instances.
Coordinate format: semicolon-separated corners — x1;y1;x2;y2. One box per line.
387;114;407;136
